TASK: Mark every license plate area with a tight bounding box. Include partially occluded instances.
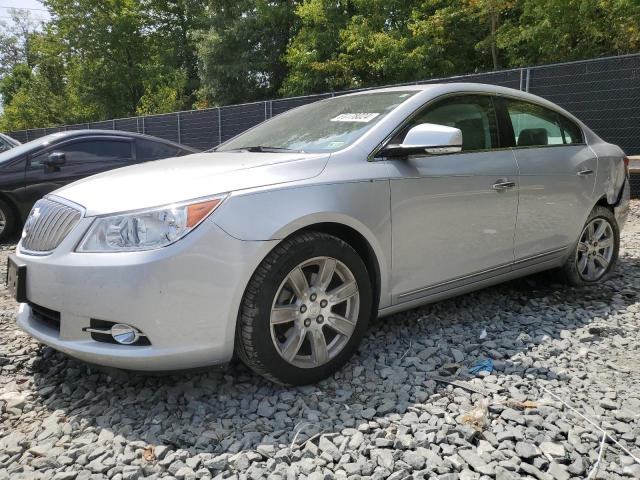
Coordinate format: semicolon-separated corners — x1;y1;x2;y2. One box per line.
6;255;26;303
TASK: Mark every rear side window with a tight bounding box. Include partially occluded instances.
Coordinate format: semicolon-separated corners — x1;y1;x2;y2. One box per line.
392;95;499;152
137;139;184;161
31;139;133;168
506;100;583;147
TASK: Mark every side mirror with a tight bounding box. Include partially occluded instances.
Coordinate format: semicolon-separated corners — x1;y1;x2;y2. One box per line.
43;151;66;167
381;123;463;157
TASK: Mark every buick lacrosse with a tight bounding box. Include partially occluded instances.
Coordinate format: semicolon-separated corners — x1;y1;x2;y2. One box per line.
8;83;630;385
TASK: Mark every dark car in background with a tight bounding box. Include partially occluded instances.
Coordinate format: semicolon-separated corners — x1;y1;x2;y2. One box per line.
0;130;197;239
0;133;21;152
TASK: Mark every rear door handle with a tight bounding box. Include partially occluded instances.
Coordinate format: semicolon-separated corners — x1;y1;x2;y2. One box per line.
492;180;516;191
577;169;594;176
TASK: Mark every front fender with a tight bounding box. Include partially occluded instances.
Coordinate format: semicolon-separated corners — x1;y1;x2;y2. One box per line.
213;181;392;308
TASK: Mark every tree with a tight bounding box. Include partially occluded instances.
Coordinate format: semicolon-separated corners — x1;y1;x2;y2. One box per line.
0;9;42;79
281;0;488;95
43;0;150;119
496;0;640;66
140;0;208;111
195;0;301;106
279;0;353;95
465;0;515;70
3;0;640;131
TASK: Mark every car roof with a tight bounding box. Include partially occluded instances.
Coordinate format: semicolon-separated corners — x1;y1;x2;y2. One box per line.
340;82;529;96
38;129;197;151
340;82;585;127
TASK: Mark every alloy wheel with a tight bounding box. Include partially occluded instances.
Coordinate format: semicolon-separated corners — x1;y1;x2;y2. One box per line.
576;217;614;281
270;256;360;368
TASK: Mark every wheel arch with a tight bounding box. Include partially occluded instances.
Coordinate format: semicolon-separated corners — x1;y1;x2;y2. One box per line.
594;195;614;212
0;192;21;230
292;222;382;317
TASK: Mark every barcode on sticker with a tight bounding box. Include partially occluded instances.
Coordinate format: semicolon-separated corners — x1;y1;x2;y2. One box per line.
330;113;380;123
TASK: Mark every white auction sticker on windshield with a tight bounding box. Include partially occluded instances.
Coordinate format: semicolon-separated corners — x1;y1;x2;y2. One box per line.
330;113;380;123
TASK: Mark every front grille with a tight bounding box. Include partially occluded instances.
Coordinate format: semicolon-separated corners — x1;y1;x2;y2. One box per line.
29;302;61;332
21;198;81;253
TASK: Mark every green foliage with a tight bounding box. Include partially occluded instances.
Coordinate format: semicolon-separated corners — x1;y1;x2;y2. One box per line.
0;0;639;131
496;0;640;66
195;0;300;106
0;1;208;130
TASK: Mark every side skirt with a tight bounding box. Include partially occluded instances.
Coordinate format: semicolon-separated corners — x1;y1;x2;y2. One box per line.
379;246;568;318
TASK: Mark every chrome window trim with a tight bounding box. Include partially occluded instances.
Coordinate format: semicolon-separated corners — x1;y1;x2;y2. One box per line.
27;136;135;169
369;91;502;161
369;90;587;161
501;95;585;148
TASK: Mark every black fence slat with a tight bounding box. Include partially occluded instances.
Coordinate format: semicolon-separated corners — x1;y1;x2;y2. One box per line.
114;118;139;133
220;103;266;143
179;109;219;150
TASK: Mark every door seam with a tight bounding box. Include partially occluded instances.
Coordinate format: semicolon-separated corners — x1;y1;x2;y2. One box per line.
511;147;521;265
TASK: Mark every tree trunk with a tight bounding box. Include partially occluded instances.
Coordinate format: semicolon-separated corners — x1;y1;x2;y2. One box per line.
490;12;499;70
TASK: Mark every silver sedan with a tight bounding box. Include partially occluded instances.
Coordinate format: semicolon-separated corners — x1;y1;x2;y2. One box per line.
9;83;630;385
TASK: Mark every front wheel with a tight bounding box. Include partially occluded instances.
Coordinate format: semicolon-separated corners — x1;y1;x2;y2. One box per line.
561;206;619;286
0;198;16;242
235;232;372;385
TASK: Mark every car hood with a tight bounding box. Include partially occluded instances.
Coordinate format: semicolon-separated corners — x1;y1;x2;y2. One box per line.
53;151;329;216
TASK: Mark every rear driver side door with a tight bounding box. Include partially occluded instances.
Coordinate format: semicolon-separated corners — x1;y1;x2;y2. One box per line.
500;98;597;261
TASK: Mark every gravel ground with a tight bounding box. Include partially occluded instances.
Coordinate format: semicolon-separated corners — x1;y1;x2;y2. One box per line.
1;202;639;480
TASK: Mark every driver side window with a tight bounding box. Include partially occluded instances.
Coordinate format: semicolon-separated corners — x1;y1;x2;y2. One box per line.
30;139;133;168
392;95;499;152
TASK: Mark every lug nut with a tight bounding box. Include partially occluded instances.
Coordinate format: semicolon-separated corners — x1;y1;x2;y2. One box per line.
300;305;307;313
304;318;311;327
316;315;324;324
310;293;317;302
320;299;328;308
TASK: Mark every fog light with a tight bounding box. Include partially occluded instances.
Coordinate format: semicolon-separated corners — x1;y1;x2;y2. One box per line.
110;324;141;345
83;321;148;345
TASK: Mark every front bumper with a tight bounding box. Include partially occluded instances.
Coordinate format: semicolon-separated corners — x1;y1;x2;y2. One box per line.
15;214;276;371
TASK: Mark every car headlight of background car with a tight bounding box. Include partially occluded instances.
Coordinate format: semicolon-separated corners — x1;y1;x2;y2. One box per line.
77;194;227;252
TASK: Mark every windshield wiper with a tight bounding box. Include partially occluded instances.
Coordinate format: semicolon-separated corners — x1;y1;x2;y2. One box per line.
224;145;304;153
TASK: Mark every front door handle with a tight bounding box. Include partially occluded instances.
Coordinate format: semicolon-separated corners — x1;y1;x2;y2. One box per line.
577;169;594;176
492;180;516;191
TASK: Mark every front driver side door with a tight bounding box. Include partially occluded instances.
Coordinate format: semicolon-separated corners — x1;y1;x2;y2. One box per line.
385;94;519;303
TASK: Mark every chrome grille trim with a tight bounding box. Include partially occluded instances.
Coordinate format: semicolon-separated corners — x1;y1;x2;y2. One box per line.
20;198;82;254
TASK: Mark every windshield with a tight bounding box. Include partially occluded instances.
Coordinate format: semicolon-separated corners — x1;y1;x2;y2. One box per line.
217;90;418;153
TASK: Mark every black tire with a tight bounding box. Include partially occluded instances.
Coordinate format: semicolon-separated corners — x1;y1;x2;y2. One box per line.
560;206;619;286
0;198;16;242
235;232;372;385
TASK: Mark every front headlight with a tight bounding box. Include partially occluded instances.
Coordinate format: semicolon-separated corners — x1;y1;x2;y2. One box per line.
76;194;227;252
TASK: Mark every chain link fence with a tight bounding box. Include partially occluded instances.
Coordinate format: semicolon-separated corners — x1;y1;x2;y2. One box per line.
5;53;640;195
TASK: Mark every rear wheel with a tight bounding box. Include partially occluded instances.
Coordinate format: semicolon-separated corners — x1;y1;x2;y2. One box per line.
235;232;372;385
561;206;619;286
